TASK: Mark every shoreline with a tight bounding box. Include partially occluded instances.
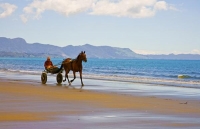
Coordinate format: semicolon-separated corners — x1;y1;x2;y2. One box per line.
0;77;200;128
1;71;200;100
1;69;200;89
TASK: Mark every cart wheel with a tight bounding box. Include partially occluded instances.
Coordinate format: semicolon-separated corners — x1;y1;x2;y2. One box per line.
41;73;47;84
57;73;63;84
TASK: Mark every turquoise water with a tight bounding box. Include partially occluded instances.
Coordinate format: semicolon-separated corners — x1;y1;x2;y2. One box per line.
85;59;200;79
0;57;200;88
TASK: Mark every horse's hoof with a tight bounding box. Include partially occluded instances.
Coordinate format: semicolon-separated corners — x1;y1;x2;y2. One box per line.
81;85;84;89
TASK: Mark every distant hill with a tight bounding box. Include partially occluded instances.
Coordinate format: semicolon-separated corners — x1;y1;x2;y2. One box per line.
0;37;144;59
1;37;200;60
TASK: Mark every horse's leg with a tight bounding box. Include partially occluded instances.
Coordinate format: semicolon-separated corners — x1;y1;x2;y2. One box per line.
63;73;67;82
70;71;76;83
63;69;71;85
79;70;84;87
66;73;71;86
63;72;67;82
63;69;70;83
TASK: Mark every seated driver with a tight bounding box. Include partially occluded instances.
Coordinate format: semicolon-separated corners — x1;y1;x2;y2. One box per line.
44;56;54;69
44;56;59;74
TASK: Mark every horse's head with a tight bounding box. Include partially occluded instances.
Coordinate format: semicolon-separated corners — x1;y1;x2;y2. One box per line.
79;51;87;62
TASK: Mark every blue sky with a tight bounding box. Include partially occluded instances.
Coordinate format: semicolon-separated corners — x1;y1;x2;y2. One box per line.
0;0;200;55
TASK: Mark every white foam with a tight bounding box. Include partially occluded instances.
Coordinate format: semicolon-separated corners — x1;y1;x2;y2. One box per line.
1;69;200;89
82;74;200;89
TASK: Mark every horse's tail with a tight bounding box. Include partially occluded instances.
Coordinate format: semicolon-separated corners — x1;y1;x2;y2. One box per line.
52;63;63;74
59;63;63;71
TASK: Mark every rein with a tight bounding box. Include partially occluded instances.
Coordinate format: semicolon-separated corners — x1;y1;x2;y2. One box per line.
54;62;63;66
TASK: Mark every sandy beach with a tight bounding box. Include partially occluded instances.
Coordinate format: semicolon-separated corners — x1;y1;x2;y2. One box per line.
0;76;200;129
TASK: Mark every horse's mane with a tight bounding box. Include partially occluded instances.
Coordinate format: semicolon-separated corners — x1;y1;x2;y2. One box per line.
76;51;84;60
76;54;80;59
74;51;85;63
75;52;82;63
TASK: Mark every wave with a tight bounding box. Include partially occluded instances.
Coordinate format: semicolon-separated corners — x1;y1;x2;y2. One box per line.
83;73;200;89
85;67;200;81
0;68;41;75
0;68;8;72
1;68;200;89
178;74;191;79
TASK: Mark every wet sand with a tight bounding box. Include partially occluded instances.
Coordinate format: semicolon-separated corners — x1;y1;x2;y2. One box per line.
0;78;200;129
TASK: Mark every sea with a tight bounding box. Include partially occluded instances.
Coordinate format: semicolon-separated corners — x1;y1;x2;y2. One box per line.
0;57;200;89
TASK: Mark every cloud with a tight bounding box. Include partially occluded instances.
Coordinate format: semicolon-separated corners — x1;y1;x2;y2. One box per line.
191;49;200;54
154;1;168;11
21;0;177;22
134;49;200;55
21;0;94;23
133;49;161;55
90;0;176;18
20;14;28;23
90;0;156;18
170;50;200;55
0;3;17;18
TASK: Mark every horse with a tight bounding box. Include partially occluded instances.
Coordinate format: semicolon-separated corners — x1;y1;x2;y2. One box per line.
62;51;87;88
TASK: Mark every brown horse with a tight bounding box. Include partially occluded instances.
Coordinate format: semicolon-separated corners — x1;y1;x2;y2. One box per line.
62;51;87;88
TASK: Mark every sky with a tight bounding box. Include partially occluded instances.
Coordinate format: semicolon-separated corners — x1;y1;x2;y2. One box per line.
0;0;200;55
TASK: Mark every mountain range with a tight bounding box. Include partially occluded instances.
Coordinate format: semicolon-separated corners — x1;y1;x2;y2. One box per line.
0;37;144;59
0;37;200;60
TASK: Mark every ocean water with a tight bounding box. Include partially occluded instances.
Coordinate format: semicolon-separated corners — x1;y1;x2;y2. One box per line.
0;57;200;88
